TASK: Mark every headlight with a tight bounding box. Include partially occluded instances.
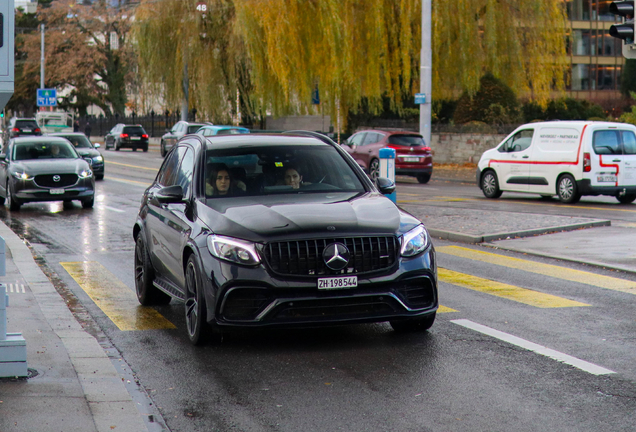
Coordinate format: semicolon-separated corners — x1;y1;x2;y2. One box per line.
11;172;32;180
207;234;261;266
400;225;430;257
79;169;93;179
93;156;103;163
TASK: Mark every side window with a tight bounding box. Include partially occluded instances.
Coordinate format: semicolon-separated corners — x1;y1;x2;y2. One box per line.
176;146;195;198
593;130;621;155
621;131;636;155
501;129;534;152
362;133;380;146
156;148;180;186
349;133;366;146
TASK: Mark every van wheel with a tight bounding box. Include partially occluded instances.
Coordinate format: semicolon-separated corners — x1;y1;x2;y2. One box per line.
617;194;636;204
481;171;502;198
557;174;581;204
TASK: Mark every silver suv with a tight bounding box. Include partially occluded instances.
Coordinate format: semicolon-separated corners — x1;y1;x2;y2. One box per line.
160;121;211;157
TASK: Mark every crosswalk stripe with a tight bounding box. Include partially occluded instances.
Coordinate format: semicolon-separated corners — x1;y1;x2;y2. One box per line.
438;246;636;295
439;268;590;308
60;261;176;331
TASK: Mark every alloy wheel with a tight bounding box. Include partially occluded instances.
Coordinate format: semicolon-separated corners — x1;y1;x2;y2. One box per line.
369;159;380;181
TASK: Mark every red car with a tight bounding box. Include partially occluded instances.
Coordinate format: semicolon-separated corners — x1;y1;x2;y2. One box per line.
342;130;433;183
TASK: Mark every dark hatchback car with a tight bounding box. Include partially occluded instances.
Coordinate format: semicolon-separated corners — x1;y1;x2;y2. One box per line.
105;124;149;152
49;132;104;180
133;133;438;345
0;137;95;210
343;130;433;184
3;118;42;142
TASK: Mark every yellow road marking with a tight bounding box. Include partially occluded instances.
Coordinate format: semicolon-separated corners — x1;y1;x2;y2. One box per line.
106;160;159;171
438;268;589;308
438;246;636;295
61;261;176;331
438;305;457;313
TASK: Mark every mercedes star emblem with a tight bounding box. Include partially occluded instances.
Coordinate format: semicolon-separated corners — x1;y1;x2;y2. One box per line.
323;242;350;271
53;175;61;182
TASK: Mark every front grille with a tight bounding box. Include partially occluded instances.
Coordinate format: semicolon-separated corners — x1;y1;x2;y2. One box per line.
262;236;398;276
34;174;78;188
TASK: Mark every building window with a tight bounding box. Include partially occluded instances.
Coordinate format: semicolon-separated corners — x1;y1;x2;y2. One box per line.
597;0;619;21
594;65;618;89
571;64;591;90
573;30;591;55
597;31;622;56
568;0;591;20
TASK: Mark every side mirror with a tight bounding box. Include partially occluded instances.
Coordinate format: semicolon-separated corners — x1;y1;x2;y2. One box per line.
156;185;185;204
94;143;101;149
375;177;395;195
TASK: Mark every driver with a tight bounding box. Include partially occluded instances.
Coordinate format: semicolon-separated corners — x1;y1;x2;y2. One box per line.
284;165;303;189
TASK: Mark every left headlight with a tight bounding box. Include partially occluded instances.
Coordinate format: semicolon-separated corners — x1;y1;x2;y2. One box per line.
207;234;261;266
400;225;430;257
92;156;103;163
79;169;93;179
11;171;32;180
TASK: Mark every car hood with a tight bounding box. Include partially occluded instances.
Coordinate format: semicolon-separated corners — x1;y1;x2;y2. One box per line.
198;192;420;243
12;159;90;175
75;148;101;158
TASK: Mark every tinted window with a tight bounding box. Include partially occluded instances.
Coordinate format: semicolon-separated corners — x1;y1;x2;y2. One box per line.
15;120;39;129
13;141;77;160
204;144;365;198
156;149;180;186
387;134;425;147
593;131;621;154
58;135;92;149
123;126;146;135
187;125;203;134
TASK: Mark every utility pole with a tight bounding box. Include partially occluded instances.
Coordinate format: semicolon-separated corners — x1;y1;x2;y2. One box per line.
40;24;45;89
419;0;432;146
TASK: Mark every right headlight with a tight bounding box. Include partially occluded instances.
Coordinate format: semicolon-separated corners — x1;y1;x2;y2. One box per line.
400;225;430;257
207;234;261;266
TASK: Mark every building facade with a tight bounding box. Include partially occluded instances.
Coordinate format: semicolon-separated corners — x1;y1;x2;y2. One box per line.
567;0;625;110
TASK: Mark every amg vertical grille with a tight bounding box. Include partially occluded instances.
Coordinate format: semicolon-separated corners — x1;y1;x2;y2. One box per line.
262;236;398;276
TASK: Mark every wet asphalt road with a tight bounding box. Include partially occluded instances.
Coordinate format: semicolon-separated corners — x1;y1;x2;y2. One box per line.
2;148;636;432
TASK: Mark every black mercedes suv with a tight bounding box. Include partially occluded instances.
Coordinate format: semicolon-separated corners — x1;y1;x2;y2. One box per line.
133;133;438;344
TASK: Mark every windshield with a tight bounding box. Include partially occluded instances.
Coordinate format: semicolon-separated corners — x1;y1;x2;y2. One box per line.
58;135;93;149
204;144;365;198
187;125;204;134
387;134;425;147
13;141;78;161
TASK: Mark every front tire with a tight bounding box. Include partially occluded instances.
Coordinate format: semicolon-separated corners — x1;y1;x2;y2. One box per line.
368;158;380;181
617;194;636;204
6;182;21;211
417;173;431;184
134;236;171;305
557;174;581;204
481;170;502;198
184;255;213;345
390;313;436;332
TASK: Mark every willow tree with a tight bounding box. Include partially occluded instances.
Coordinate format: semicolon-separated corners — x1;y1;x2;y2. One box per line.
134;0;250;123
134;0;567;125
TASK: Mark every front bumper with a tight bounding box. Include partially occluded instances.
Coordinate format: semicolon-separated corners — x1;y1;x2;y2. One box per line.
13;179;95;203
201;245;438;329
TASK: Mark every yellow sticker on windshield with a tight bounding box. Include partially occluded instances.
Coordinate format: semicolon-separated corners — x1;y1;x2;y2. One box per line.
275;162;283;167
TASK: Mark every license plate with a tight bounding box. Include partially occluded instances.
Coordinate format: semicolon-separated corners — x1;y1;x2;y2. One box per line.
131;137;140;140
22;129;31;132
318;276;358;290
597;175;617;182
402;157;419;162
50;188;65;195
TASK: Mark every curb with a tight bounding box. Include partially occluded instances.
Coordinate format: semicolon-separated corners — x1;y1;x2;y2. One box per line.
0;222;151;432
428;219;611;244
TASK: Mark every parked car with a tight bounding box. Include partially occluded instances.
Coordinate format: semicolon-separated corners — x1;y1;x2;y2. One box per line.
49;132;104;180
196;125;250;137
133;133;438;345
160;121;210;156
477;120;636;204
0;137;95;210
2;118;42;144
104;124;149;152
342;130;433;183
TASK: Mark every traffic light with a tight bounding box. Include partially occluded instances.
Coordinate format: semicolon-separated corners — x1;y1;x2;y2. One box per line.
609;1;636;59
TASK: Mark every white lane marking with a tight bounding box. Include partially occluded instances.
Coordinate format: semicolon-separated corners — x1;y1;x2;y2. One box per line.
100;205;126;213
9;283;13;293
21;284;25;293
451;319;615;376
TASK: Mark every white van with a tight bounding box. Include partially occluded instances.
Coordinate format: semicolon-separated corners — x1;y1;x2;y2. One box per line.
477;121;636;204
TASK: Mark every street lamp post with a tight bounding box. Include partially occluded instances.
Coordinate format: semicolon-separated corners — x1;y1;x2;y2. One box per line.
419;0;432;147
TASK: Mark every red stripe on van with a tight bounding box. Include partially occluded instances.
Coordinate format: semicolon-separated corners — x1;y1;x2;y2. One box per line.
599;155;619;186
488;124;588;168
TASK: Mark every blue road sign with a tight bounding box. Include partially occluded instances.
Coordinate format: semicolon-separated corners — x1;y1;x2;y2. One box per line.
414;93;426;104
37;88;57;107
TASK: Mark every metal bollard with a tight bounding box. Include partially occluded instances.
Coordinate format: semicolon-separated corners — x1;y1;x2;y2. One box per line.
379;147;396;203
0;236;28;377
